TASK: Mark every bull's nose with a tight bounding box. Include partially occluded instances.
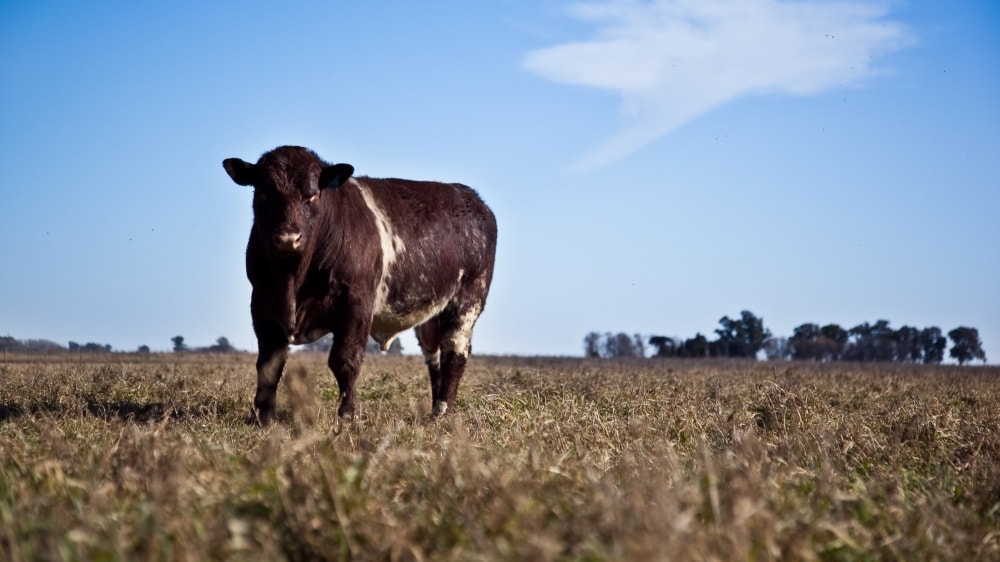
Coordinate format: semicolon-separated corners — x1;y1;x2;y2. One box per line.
273;231;302;251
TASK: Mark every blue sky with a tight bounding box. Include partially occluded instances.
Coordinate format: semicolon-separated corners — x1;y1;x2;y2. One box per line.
1;1;997;360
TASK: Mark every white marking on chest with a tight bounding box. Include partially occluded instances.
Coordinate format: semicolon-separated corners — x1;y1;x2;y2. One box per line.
370;270;462;351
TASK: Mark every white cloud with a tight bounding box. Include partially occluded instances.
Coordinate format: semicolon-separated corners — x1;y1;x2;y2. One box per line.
523;0;912;170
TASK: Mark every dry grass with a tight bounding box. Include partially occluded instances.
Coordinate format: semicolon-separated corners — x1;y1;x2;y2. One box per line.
1;354;998;561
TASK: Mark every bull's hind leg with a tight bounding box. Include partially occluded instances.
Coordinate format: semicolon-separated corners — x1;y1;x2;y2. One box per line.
415;321;443;408
429;299;485;417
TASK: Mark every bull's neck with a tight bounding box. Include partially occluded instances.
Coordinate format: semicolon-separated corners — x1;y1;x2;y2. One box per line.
270;250;312;286
267;248;313;339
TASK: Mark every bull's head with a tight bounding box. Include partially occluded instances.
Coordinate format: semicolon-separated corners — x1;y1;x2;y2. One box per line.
223;146;353;255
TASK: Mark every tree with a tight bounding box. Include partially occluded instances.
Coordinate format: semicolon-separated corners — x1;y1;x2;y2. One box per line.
583;332;601;358
893;326;922;363
707;338;729;358
209;337;236;353
1;336;20;354
22;339;64;353
69;341;112;353
632;334;646;358
789;323;847;361
171;335;187;353
870;320;897;361
845;320;895;362
678;333;709;358
137;345;151;354
920;327;947;364
739;309;772;358
948;327;986;366
648;336;677;358
602;332;640;358
763;337;790;361
819;324;848;361
789;323;822;360
843;322;870;361
714;310;771;359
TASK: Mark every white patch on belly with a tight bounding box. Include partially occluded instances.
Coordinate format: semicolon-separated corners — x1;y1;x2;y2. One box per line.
370;293;453;351
370;268;465;351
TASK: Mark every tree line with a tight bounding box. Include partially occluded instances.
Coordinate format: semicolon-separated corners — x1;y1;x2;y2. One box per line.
170;336;239;354
1;336;119;355
0;334;241;355
0;333;404;356
585;310;988;365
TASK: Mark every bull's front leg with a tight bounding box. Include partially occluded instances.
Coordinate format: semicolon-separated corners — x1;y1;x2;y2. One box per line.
250;326;289;426
328;313;371;421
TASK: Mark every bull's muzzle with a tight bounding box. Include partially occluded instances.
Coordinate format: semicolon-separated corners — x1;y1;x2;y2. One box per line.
272;230;303;253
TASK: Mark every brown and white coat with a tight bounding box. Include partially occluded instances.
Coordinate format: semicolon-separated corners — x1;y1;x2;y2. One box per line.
223;146;497;423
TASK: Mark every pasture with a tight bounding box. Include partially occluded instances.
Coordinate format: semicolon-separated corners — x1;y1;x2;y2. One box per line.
1;354;998;561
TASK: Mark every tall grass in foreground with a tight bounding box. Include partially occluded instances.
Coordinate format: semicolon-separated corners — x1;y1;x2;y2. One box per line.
1;355;998;561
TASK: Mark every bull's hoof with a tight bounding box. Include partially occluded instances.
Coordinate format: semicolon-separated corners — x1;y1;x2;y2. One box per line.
337;402;357;423
246;407;273;427
430;400;449;418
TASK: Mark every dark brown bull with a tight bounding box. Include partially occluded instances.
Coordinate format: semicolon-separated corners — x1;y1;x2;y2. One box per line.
222;146;497;423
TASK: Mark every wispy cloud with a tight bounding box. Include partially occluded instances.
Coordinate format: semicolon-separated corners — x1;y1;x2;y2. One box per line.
523;0;912;171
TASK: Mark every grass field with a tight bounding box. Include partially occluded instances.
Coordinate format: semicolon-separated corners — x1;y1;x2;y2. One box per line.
1;354;998;561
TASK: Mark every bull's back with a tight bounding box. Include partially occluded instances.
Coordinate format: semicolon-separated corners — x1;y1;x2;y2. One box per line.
353;177;496;339
357;177;496;276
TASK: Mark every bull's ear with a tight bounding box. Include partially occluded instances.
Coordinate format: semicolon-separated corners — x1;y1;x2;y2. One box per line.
223;158;256;186
319;163;354;190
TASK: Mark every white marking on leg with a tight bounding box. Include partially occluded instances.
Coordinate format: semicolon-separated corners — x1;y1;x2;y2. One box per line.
442;301;483;358
423;348;441;369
